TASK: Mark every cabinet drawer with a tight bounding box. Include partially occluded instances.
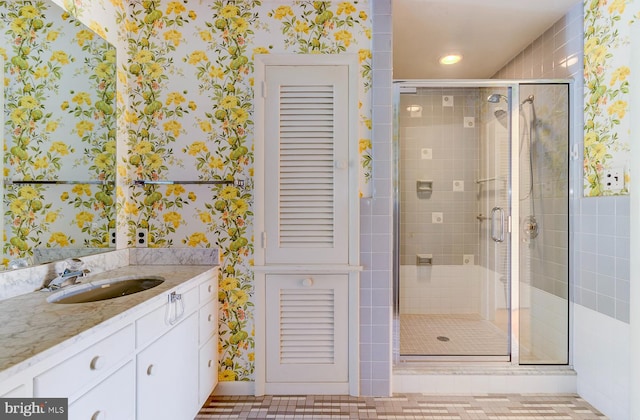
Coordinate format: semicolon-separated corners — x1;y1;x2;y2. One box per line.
198;300;217;345
34;325;134;398
198;335;218;405
69;362;134;420
199;275;217;304
135;286;198;349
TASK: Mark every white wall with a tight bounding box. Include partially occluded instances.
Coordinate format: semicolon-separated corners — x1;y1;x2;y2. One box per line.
573;305;630;419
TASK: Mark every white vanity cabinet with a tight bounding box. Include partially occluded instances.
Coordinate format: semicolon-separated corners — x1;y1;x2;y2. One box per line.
1;267;219;420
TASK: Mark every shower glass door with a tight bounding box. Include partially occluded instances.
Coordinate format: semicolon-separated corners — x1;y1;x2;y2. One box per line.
517;83;570;364
396;85;511;359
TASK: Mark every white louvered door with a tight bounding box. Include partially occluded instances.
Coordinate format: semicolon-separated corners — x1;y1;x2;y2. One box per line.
265;274;348;383
264;65;349;265
254;55;359;395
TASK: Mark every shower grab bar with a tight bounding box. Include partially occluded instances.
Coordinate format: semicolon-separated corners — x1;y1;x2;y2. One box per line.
475;177;497;184
491;207;505;243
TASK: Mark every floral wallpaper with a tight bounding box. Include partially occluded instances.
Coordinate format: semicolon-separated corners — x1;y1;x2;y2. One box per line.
1;0;116;267
55;0;372;382
583;0;639;196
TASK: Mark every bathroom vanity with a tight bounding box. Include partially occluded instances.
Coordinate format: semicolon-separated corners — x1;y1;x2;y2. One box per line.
0;264;218;420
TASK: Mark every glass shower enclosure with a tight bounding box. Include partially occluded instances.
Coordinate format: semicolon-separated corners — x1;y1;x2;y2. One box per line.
393;81;570;365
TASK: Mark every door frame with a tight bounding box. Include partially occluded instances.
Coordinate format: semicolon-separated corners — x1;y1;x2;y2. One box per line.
391;79;574;366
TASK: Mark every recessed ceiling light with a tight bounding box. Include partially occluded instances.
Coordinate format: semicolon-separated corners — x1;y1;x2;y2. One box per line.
439;54;462;65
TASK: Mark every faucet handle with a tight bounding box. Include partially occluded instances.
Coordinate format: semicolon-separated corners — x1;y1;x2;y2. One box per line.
65;258;85;271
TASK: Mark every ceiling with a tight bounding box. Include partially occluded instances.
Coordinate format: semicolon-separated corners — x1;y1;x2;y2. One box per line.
393;0;581;79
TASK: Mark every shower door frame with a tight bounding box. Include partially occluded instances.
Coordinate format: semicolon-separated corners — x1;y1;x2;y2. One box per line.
392;79;574;366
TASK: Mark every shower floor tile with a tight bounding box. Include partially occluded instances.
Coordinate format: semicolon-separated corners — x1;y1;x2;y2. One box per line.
400;313;508;356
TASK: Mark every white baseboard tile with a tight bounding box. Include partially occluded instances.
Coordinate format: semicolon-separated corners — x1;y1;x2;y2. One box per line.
213;381;256;396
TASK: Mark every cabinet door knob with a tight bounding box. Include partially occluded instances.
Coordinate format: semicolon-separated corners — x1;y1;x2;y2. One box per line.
91;410;104;420
208;360;212;368
89;356;104;371
207;314;213;322
302;278;313;287
146;364;155;376
208;284;213;293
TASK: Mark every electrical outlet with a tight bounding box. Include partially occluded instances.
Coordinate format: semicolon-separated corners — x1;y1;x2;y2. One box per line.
135;228;148;248
109;229;116;246
603;167;625;191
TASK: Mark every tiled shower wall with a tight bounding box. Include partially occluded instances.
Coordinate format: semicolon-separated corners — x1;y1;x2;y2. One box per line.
493;2;630;323
398;89;480;266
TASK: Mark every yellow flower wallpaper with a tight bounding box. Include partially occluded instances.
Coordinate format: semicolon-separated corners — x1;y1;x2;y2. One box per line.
48;0;372;381
1;0;116;266
583;0;638;196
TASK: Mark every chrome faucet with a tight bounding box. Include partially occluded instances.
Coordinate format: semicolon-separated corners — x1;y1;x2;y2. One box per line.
43;258;91;290
47;268;91;289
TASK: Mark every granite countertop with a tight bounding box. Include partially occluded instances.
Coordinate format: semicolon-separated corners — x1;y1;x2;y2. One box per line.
0;264;216;382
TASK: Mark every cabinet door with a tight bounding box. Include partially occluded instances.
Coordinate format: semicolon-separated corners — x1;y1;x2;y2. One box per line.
266;274;349;383
137;313;198;420
198;335;218;406
263;65;351;265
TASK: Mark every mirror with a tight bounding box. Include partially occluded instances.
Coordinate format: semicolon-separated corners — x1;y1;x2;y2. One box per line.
1;0;116;269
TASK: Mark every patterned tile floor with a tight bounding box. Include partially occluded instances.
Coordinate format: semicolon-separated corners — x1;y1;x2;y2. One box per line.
196;394;607;419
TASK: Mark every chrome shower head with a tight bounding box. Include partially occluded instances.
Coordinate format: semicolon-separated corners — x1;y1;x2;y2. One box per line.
487;93;508;104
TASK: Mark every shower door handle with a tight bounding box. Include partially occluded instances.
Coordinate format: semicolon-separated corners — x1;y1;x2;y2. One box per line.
491;207;505;243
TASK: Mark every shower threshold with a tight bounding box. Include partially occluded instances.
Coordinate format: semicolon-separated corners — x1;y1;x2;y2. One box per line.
392;362;577;394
